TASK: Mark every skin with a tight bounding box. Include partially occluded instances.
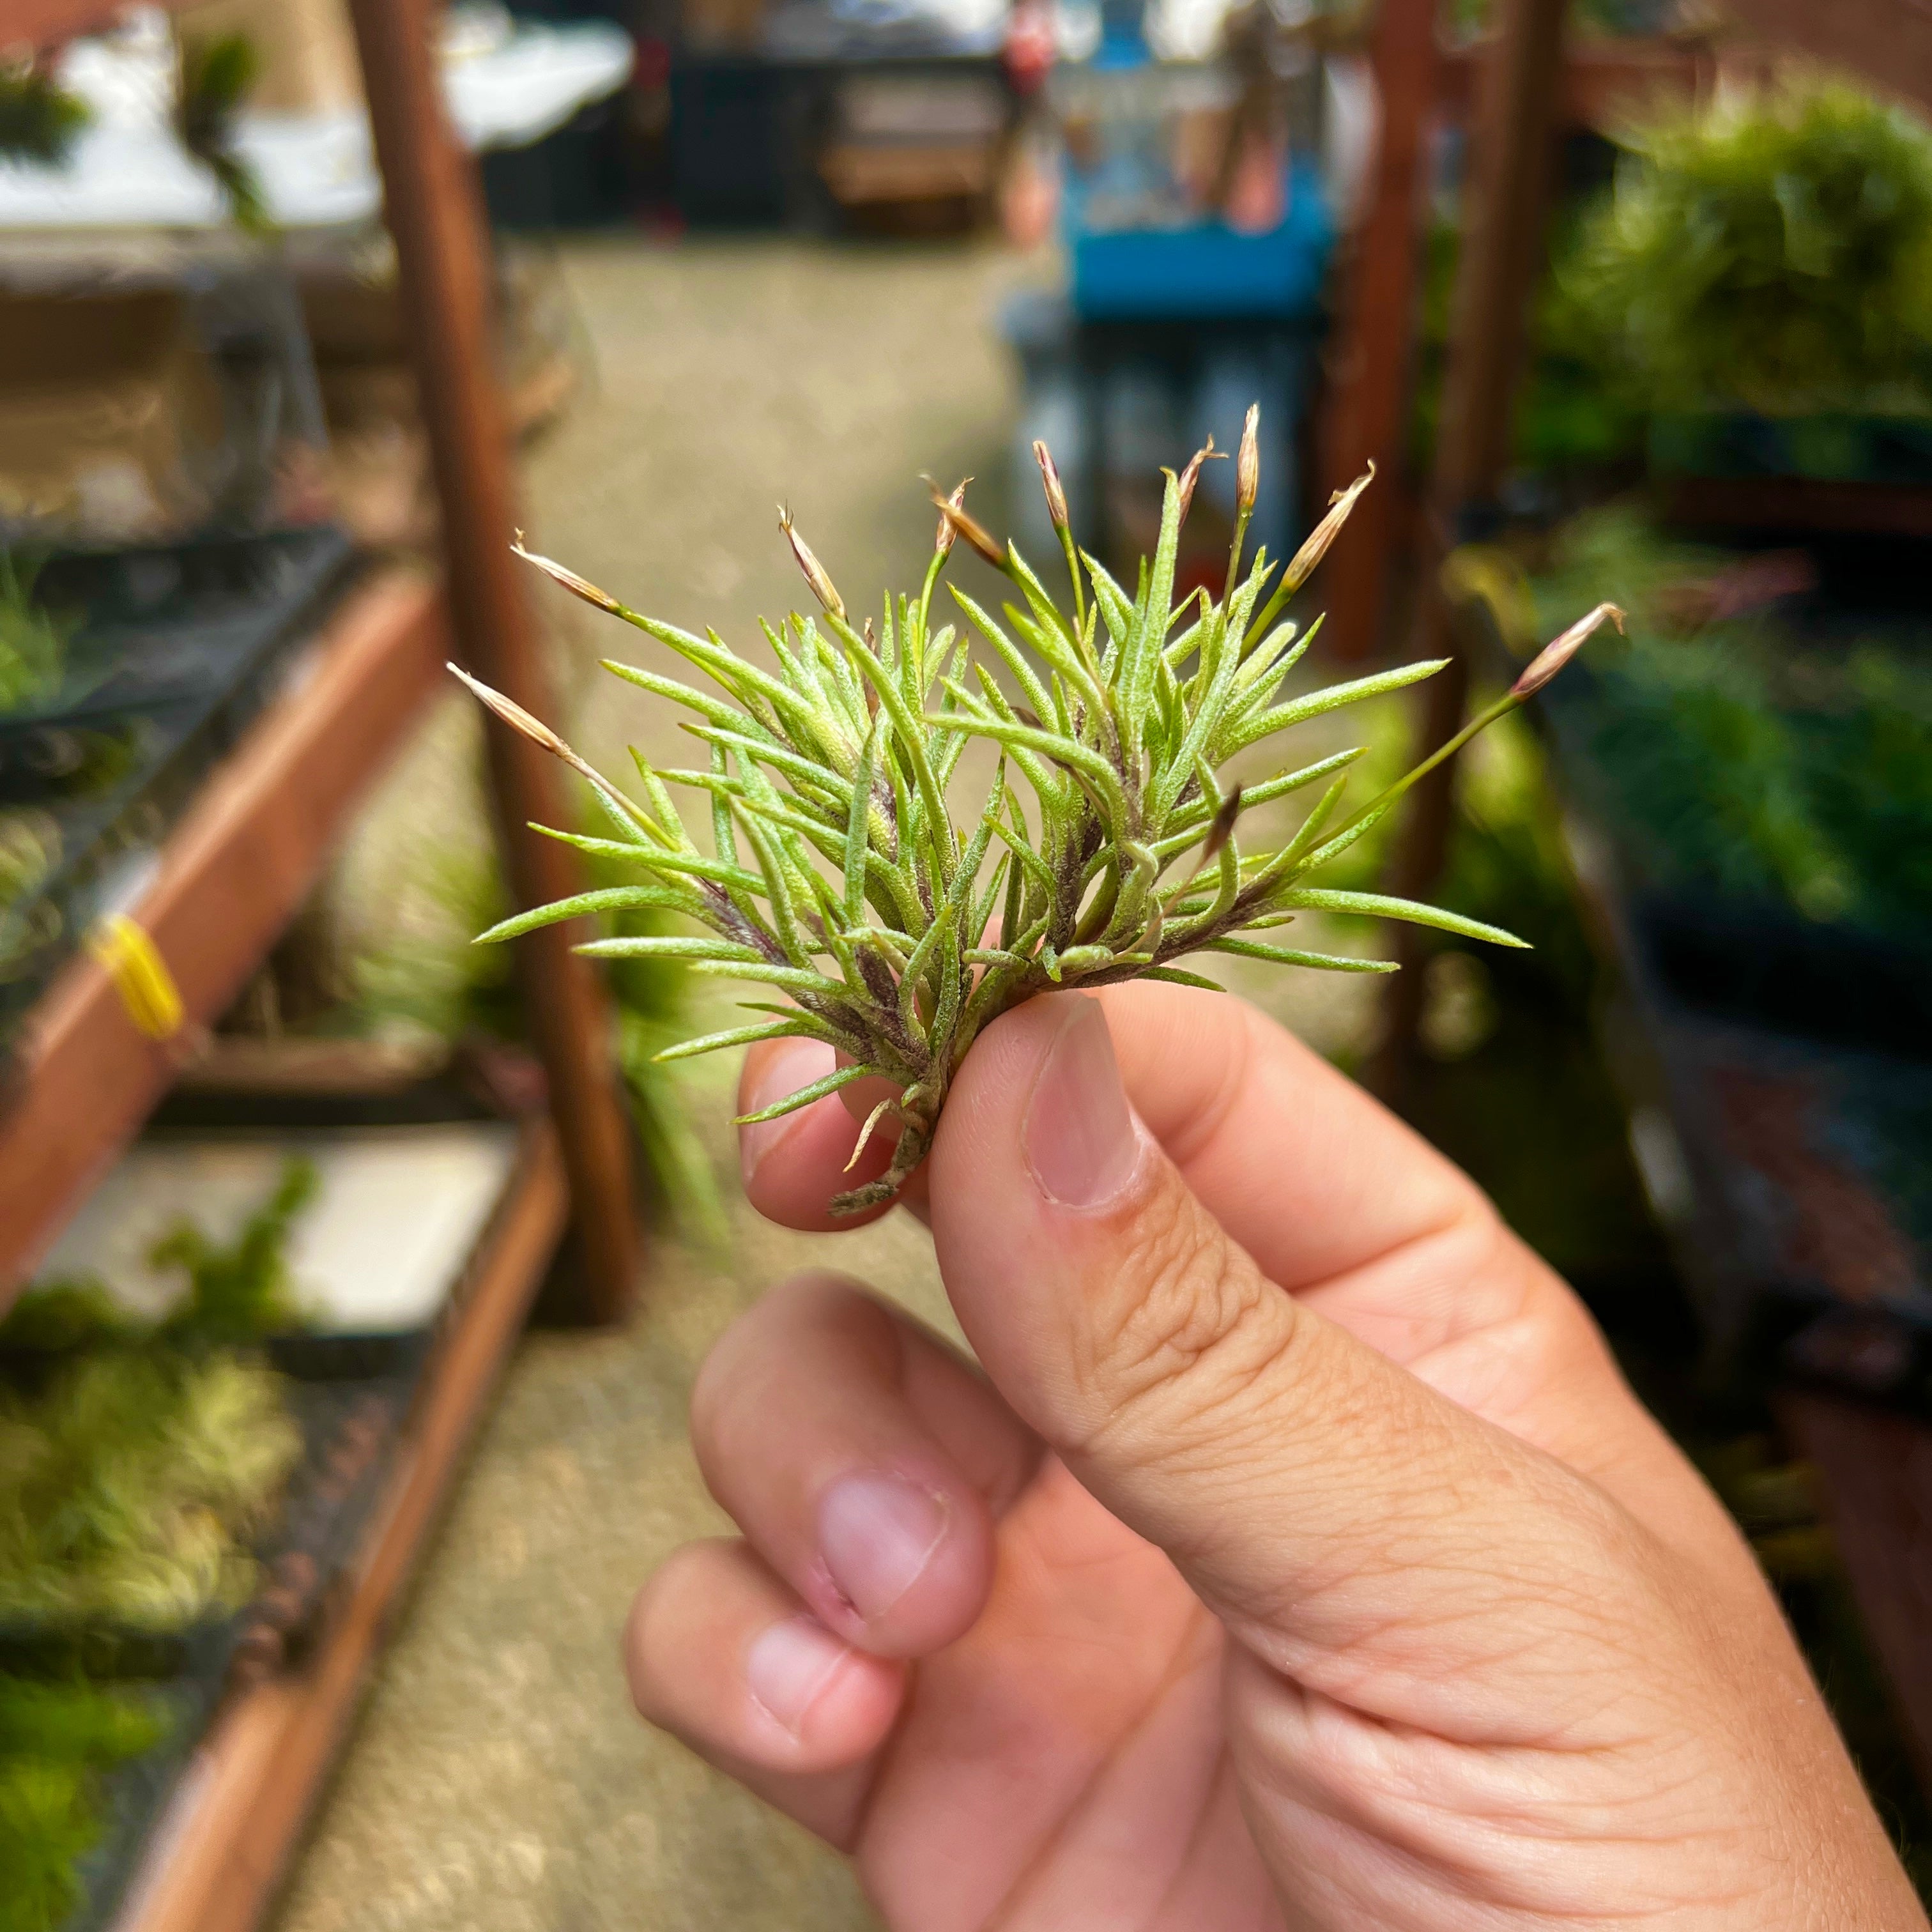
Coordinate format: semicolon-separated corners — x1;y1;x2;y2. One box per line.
625;983;1928;1931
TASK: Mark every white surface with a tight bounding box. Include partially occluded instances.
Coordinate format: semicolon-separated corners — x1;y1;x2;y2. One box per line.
0;12;633;233
36;1123;521;1333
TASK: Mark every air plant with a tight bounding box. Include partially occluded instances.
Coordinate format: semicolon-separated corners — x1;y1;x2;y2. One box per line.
459;410;1620;1212
0;1350;300;1631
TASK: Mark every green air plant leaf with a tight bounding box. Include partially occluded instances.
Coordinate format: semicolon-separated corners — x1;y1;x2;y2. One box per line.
460;408;1620;1213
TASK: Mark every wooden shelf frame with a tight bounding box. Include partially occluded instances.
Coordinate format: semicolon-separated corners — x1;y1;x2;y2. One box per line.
1;4;647;1923
111;1119;571;1932
10;0;641;1317
0;570;451;1296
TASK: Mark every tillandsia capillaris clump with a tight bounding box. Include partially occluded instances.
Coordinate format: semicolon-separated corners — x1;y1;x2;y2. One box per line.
457;408;1621;1212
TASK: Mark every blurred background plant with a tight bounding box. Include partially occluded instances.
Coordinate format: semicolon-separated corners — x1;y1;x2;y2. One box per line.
0;1350;300;1630
341;806;723;1245
1561;84;1932;416
172;33;268;235
3;1157;319;1352
0;54;90;171
0;557;77;715
1531;506;1932;939
0;1676;168;1932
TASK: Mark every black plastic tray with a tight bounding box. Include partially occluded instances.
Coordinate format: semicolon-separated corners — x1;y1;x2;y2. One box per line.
0;527;353;739
0;529;358;1038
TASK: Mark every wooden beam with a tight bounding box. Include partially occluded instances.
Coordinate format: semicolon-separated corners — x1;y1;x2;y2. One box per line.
1370;0;1572;1101
1319;0;1443;664
7;0;190;44
114;1121;570;1932
345;0;640;1322
1436;34;1716;130
1721;0;1932;121
0;571;448;1299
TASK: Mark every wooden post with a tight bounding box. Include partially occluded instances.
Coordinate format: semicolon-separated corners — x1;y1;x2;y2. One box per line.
1368;0;1570;1101
1319;0;1442;664
345;0;640;1319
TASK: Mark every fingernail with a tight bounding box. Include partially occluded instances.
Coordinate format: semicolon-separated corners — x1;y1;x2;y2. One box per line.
1023;999;1141;1209
740;1038;837;1186
745;1614;852;1735
818;1473;948;1623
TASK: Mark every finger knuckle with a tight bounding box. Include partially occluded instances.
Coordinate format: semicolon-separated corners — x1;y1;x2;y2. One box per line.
690;1269;877;1444
1077;1186;1292;1453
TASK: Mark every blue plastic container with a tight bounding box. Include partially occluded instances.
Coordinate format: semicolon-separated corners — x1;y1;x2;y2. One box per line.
1064;156;1335;323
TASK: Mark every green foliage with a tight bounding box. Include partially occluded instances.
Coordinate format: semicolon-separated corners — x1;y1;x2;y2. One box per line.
4;1158;319;1351
1414;212;1650;474
1446;0;1674;36
470;422;1606;1212
0;812;59;914
1562;83;1932;415
0;556;77;715
150;1158;318;1344
174;33;270;235
0;1350;300;1630
1531;508;1932;937
0;1282;135;1355
344;837;722;1240
0;1678;167;1932
348;844;524;1045
0;57;90;169
0;809;61;993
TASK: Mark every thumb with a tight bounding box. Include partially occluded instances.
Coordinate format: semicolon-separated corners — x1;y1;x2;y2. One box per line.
928;993;1652;1723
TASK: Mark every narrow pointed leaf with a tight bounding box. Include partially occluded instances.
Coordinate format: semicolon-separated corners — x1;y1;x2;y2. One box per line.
1274;888;1530;948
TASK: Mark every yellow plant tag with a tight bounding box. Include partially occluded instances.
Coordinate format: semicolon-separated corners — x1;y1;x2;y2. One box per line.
87;913;185;1041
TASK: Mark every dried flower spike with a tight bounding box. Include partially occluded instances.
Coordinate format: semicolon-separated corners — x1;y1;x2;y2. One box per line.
1236;405;1261;516
779;505;845;621
926;476;1004;570
1033;441;1070;533
464;416;1600;1215
1513;601;1624;698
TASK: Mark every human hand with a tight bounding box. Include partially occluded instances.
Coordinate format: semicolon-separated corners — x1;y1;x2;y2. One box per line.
627;985;1926;1929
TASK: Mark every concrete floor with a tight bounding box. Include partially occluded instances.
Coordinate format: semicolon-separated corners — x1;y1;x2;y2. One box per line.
273;235;1393;1932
